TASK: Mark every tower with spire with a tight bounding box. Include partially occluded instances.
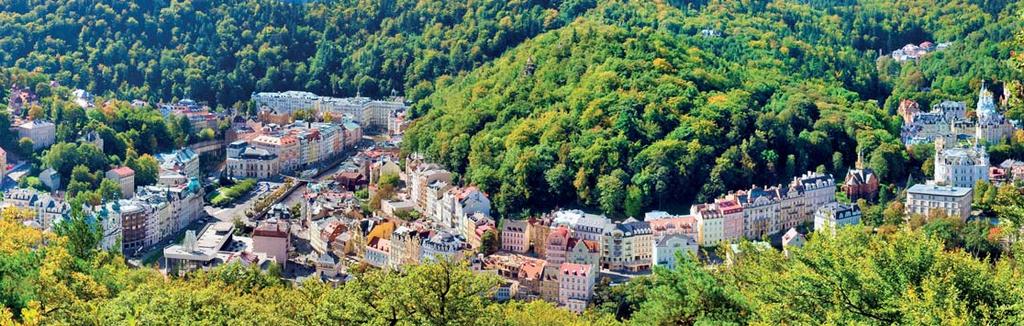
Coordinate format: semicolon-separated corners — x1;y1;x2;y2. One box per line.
974;80;1014;145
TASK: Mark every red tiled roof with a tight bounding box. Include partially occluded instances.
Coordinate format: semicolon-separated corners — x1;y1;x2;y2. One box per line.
560;262;591;276
109;166;135;177
254;221;289;238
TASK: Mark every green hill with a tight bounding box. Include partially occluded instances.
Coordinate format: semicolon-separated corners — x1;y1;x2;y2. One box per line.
403;0;1023;218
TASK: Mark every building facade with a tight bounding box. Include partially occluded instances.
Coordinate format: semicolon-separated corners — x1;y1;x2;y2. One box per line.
813;203;862;234
905;184;973;221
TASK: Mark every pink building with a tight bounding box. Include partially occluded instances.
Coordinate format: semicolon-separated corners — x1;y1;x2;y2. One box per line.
501;219;530;253
252;220;290;267
558;262;596;313
648;216;697;238
716;197;745;242
545;226;570;265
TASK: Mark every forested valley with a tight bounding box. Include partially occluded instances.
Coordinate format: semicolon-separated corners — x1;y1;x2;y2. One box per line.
4;0;1024;325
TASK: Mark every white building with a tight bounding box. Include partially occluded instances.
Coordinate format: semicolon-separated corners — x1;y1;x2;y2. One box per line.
652;233;698;269
933;142;989;188
975;82;1015;145
781;228;805;256
251;91;406;129
906;184;973;221
2;187;69;230
16;120;55;150
814;203;862;234
163;222;235;274
420;231;467;263
226;141;281;179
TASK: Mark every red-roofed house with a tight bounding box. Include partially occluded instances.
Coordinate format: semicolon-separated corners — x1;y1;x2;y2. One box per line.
546;226;571;265
106;166;136;198
253;220;290;266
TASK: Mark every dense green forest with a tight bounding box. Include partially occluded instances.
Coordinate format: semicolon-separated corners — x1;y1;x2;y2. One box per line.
0;0;589;108
5;0;1024;324
404;0;1024;218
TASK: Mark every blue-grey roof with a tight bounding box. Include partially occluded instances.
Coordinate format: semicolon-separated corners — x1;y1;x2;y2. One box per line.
907;184;971;197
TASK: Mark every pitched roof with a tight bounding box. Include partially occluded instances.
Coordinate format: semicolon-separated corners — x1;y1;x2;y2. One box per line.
108;166;135;177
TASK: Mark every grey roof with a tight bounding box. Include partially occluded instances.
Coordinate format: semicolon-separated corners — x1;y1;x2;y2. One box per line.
907;184;971;197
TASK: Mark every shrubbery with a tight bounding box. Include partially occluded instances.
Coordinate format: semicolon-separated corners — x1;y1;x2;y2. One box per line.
210;179;257;207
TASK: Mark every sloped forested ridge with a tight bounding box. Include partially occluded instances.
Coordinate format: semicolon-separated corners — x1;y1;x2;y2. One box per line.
0;0;591;108
404;0;1024;218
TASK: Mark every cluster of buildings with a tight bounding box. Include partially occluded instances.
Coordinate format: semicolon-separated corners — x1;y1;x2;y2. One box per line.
6;83;38;116
889;41;950;62
226;121;348;179
900;84;1016;146
689;171;836;245
163;219;290;275
157;99;225;131
251;91;406;130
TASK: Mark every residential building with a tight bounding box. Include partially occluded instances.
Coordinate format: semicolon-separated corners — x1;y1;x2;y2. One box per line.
528;217;553;257
501;219;530;253
253;220;290;267
157;148;200;180
16;120;55;149
897;99;921;125
439;186;491;230
795;172;836;212
652;233;698;269
558;263;596;314
365;237;391;268
1000;159;1024;182
420;231;467;263
39;168;60;191
566;238;600;270
134;180;205;246
389;226;427;269
253;134;300;172
0;147;6;184
7;84;37;115
814;203;862;234
933;139;989;188
251;91;406;129
540;265;561;303
648;215;698;238
106;166;135;199
545;226;571;265
781;228;805;256
932;100;967;122
388;110;411;136
2;187;69;229
905;184;973;221
600;218;652;272
342;120;363;147
692;203;725;246
410;167;452;213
